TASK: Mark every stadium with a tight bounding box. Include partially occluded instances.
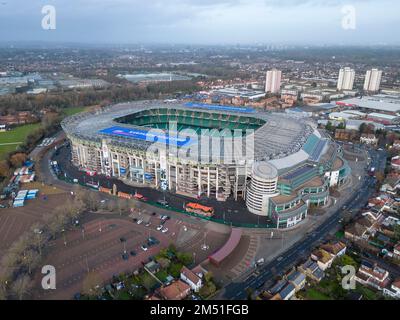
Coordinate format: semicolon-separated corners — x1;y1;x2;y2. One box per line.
61;100;350;229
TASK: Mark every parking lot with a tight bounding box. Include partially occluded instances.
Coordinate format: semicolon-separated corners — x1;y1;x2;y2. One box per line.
30;208;228;300
32;215;173;299
0;193;67;261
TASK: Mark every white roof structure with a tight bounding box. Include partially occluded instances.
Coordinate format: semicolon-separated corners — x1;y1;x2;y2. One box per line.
367;113;398;120
337;95;400;114
269;149;310;170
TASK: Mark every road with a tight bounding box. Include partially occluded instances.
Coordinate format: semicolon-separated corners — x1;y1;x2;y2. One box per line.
222;147;387;300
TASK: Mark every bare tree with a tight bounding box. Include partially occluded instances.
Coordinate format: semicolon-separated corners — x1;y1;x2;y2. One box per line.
31;232;46;257
107;199;117;212
11;274;32;300
8;234;31;257
1;251;20;271
0;270;12;294
22;250;41;275
0;286;7;300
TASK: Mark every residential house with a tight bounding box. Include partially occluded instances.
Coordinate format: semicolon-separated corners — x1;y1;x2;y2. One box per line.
144;260;161;274
298;259;325;282
380;177;400;194
360;133;378;146
383;279;400;299
394;243;400;259
354;260;390;291
393;140;400;149
159;280;191;300
268;279;288;296
345;215;378;241
311;248;334;271
286;270;306;292
391;157;400;171
334;129;358;141
278;283;296;300
320;241;347;258
180;266;203;292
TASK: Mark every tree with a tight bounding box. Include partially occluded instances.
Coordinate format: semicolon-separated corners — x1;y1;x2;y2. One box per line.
11;274;32;300
46;213;67;239
375;172;385;185
325;121;333;132
0;269;12;295
9;233;31;257
82;272;103;297
204;271;214;283
0;160;10;177
9;153;27;168
107;199;117;212
0;286;7;300
359;122;367;134
31;232;46;257
22;250;41;275
1;251;20;271
394;224;400;241
176;252;193;266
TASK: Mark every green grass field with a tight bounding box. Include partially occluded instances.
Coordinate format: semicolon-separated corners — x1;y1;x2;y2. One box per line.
62;107;87;117
0;123;41;159
305;288;332;300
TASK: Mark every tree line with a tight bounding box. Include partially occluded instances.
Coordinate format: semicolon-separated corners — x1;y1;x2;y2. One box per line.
0;81;200;116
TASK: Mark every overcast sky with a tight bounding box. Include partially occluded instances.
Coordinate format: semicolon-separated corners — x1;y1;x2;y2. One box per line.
0;0;398;45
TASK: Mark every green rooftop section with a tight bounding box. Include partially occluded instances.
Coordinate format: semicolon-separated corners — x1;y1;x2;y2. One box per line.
115;108;266;135
302;134;319;154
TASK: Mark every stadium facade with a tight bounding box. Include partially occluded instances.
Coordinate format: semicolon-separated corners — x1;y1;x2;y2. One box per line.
62;101;350;229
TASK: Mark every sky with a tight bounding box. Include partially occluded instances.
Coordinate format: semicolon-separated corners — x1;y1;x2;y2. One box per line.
0;0;399;45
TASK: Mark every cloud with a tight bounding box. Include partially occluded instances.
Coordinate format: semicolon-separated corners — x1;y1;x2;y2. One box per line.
0;0;398;44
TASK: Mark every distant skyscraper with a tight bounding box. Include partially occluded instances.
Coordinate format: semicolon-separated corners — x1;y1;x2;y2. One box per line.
337;67;355;91
265;69;282;93
364;69;382;92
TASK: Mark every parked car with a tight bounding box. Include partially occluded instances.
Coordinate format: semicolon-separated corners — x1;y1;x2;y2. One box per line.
161;227;168;233
141;244;148;251
157;200;169;207
122;253;129;261
156;225;163;231
145;222;151;227
137;219;143;225
130;250;137;256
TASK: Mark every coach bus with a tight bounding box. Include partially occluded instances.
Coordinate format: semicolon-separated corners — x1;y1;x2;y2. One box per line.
185;203;214;217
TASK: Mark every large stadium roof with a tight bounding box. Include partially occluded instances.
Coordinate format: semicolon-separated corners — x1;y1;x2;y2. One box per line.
62;100;321;163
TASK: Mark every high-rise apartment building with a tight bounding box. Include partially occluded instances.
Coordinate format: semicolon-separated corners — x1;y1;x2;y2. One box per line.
364;69;382;92
337;67;355;91
265;69;282;93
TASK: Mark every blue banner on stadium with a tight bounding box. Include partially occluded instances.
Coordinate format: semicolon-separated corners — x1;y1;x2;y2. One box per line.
99;126;193;147
184;102;255;113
